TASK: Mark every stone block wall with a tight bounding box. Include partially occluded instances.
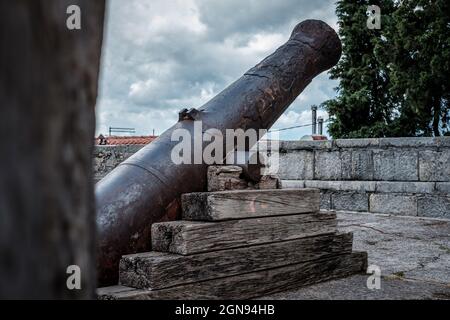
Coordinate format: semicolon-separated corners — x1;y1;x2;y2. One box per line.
279;137;450;219
93;145;145;183
93;137;450;219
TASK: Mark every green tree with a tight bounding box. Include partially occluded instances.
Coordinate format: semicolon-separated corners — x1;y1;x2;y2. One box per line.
379;0;450;136
324;0;450;138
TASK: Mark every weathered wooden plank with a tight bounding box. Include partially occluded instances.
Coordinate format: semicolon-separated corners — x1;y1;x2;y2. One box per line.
97;285;136;299
152;212;337;255
181;188;320;221
120;233;353;290
100;252;367;300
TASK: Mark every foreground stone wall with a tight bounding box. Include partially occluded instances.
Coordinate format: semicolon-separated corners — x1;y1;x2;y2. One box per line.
279;137;450;219
93;137;450;218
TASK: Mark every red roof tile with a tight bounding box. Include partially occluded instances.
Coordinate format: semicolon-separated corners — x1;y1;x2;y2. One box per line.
96;135;157;146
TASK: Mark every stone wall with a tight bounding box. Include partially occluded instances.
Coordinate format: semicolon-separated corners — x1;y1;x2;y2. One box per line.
93;137;450;218
279;137;450;219
93;145;145;183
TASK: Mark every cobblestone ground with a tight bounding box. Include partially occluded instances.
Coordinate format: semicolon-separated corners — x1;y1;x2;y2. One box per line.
260;212;450;300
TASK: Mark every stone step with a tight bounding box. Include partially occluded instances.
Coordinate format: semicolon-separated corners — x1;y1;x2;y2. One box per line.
99;252;367;300
120;232;353;290
151;211;337;255
181;188;319;221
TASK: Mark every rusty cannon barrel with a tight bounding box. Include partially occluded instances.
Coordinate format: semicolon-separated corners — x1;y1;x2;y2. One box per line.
96;19;342;286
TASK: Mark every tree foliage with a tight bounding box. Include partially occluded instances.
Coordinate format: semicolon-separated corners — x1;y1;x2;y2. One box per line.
323;0;450;138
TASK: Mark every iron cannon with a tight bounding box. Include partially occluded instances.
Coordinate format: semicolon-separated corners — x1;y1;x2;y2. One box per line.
96;19;342;286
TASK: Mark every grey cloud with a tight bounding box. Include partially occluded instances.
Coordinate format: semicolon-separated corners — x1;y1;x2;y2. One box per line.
196;0;336;40
97;0;338;139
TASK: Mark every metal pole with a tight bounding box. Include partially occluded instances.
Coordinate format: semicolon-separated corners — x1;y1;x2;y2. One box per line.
311;105;317;135
318;116;324;135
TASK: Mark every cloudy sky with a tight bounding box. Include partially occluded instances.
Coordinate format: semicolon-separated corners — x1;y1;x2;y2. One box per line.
96;0;339;140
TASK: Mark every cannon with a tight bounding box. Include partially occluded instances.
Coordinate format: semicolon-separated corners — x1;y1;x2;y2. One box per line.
96;19;342;286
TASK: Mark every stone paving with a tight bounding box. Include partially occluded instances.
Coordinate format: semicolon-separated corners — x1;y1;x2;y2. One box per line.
260;212;450;300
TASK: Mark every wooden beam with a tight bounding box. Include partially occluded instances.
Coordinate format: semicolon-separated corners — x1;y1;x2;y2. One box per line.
100;252;367;300
181;189;320;221
152;212;337;255
120;233;353;290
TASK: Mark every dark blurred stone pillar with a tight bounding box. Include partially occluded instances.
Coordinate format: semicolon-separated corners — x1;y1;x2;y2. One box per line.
0;0;105;299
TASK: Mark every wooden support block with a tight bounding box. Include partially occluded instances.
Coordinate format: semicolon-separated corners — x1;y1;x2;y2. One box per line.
256;175;280;189
207;165;248;192
120;233;353;290
152;212;337;255
100;252;368;300
181;188;320;221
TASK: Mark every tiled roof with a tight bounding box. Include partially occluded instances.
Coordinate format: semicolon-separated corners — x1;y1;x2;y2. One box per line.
311;135;328;141
96;135;157;145
300;134;328;141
